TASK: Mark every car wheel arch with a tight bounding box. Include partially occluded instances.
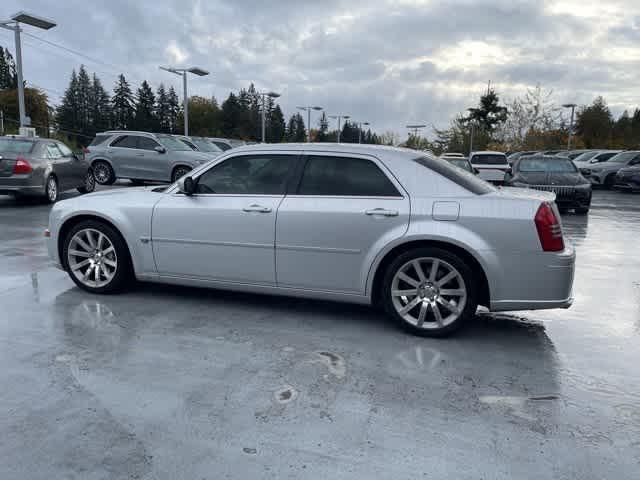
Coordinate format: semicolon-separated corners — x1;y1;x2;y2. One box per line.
57;214;135;273
368;238;491;309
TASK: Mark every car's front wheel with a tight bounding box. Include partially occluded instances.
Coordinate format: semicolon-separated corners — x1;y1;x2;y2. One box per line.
44;175;58;203
63;220;132;293
77;169;96;194
381;247;477;337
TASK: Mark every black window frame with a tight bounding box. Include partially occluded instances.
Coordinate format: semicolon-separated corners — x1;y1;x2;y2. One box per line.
193;153;300;196
294;154;402;198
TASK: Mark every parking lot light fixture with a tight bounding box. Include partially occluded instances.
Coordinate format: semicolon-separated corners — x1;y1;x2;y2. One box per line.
159;66;210;136
0;12;57;129
297;106;323;142
563;103;577;150
354;121;370;143
259;91;281;143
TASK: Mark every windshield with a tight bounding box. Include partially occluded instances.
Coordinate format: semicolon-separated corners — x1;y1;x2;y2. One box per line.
607;151;638;163
470;153;507;165
447;158;473;171
573;150;601;162
157;136;194;151
192;139;223;153
518;157;577;173
415;155;495;195
0;139;35;154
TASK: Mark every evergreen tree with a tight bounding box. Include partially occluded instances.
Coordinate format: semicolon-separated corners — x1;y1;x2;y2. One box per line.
0;46;18;90
268;104;286;142
220;92;243;138
111;74;135;129
465;88;508;132
90;74;111;133
155;84;170;133
133;80;157;131
575;97;613;148
286;113;306;142
76;65;92;134
316;112;329;142
167;86;180;133
56;69;80;139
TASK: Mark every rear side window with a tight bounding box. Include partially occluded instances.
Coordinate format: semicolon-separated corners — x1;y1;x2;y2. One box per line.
414;156;495;195
57;143;73;156
471;154;507;165
111;135;138;148
89;135;110;146
298;156;401;197
137;137;160;151
46;144;63;159
212;141;231;151
0;139;34;153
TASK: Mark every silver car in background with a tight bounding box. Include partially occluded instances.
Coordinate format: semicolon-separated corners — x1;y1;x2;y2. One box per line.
0;136;95;203
47;144;575;337
86;130;217;185
579;151;640;188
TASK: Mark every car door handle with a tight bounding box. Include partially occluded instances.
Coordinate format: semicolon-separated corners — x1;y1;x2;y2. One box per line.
365;208;399;217
243;204;272;213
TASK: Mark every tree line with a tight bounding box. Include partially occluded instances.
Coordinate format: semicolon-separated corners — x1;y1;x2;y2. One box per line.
422;85;640;155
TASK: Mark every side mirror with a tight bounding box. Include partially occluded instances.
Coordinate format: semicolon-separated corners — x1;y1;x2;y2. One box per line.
155;146;166;154
177;176;196;195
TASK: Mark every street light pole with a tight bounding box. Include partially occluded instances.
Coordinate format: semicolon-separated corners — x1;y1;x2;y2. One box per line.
160;66;209;136
354;121;369;143
329;115;350;142
0;12;57;130
297;106;323;142
259;91;281;143
563;103;577;150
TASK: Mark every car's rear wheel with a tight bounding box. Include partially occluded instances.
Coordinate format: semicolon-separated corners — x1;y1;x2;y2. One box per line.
44;175;58;203
171;166;192;183
93;161;115;185
77;169;96;194
381;247;477;337
63;220;132;293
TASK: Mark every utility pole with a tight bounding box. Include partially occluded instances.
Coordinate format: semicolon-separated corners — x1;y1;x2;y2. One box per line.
259;91;281;143
160;66;209;136
297;106;323;142
563;103;577;150
329;115;350;142
0;12;57;131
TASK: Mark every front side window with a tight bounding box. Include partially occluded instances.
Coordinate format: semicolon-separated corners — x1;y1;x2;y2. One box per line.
111;135;138;148
196;155;294;195
595;152;618;162
46;144;63;159
137;137;161;151
57;143;73;156
192;139;223;153
297;156;400;197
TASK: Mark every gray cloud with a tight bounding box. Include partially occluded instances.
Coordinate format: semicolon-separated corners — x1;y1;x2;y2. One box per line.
3;0;639;137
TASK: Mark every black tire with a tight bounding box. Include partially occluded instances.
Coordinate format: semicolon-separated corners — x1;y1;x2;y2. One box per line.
604;174;616;189
77;169;96;194
575;206;590;214
381;247;478;337
44;175;58;203
171;166;192;183
62;219;133;294
93;161;115;185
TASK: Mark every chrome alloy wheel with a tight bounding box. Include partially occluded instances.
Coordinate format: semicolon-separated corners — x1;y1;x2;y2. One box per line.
93;163;111;184
67;228;118;288
47;177;57;202
390;257;467;329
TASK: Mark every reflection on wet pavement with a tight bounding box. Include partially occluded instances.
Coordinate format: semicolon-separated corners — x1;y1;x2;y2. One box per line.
0;189;639;479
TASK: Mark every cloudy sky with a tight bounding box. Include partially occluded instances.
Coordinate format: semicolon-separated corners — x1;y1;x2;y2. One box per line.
2;0;639;138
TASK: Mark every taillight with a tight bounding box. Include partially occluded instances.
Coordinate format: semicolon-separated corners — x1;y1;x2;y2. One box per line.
535;202;564;252
13;157;33;175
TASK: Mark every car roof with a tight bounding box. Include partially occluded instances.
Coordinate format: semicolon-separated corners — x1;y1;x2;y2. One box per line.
101;130;158;137
470;151;506;155
228;142;424;160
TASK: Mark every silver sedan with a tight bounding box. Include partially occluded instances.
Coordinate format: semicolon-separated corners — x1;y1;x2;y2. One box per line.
46;144;575;337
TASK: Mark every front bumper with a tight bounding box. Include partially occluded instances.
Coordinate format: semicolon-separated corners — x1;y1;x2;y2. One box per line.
489;243;576;312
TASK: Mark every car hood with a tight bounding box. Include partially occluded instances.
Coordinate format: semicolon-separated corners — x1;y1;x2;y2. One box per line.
171;150;217;162
512;172;588;186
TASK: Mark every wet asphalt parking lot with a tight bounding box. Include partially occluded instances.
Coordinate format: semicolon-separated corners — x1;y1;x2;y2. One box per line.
0;186;639;479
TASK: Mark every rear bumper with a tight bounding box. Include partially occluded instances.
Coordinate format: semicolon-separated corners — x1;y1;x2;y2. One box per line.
0;176;45;196
489;244;576;312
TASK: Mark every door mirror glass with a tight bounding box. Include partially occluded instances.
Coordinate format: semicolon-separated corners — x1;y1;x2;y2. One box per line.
178;176;196;195
155;146;166;154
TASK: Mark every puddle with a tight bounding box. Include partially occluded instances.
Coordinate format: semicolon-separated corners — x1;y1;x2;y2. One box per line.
313;351;346;379
274;385;298;404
